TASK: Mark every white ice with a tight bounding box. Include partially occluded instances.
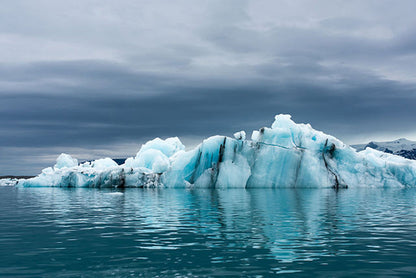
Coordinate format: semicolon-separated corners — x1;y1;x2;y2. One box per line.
0;178;19;186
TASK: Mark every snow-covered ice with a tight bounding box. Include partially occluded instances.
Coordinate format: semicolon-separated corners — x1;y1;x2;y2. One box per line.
16;114;416;188
0;178;19;186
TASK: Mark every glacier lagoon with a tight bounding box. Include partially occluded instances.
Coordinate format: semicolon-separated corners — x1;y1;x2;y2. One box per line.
1;186;416;277
15;114;416;188
3;114;416;276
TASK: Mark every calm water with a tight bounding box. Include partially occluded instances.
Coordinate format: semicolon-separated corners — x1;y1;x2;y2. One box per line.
1;187;416;277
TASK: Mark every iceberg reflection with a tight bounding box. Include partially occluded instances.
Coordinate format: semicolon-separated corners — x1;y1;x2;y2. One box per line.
14;187;414;268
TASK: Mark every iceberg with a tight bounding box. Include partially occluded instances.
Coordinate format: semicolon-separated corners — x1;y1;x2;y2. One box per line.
17;114;416;188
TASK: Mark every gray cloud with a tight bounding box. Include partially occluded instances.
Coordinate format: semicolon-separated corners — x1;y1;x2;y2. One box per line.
1;0;416;175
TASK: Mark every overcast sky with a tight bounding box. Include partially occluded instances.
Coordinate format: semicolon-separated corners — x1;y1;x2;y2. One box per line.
1;0;416;175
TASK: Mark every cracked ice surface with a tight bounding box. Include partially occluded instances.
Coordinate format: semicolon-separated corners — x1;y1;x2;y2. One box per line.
17;114;416;188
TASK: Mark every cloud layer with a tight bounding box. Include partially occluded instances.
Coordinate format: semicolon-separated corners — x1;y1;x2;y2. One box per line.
1;0;416;174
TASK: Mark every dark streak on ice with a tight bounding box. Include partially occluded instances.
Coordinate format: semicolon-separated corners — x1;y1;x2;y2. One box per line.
323;139;347;189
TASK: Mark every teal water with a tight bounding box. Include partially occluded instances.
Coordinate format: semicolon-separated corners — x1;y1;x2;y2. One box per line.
1;187;416;277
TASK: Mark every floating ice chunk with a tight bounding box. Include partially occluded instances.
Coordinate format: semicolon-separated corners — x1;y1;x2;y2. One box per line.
54;153;78;169
105;192;124;195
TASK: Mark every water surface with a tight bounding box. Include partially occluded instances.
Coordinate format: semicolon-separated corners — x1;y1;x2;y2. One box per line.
1;187;416;277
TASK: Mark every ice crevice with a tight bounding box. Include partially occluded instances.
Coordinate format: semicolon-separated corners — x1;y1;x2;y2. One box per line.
16;114;416;188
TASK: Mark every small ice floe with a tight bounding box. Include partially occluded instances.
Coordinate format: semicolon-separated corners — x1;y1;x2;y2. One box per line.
105;192;124;196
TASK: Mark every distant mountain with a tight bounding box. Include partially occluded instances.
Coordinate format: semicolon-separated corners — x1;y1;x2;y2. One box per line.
352;138;416;160
0;176;34;179
80;158;127;165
